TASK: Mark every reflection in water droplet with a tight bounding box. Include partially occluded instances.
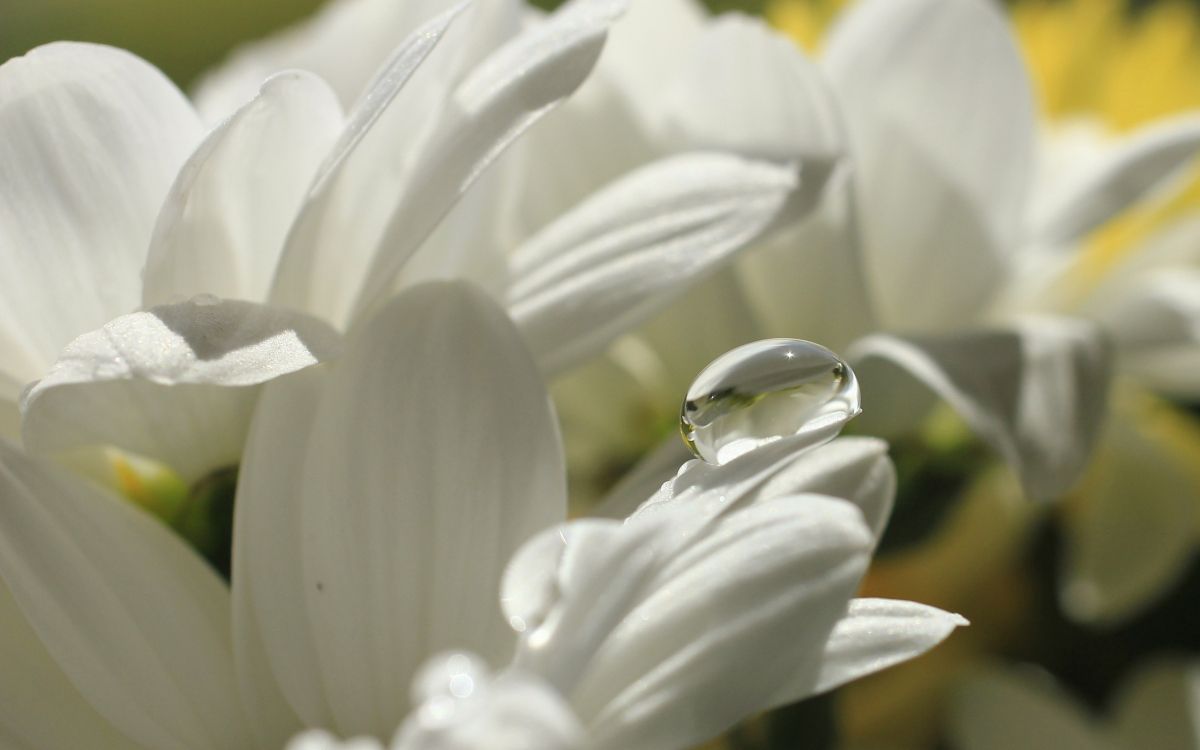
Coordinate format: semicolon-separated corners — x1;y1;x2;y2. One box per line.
680;339;860;465
190;293;220;307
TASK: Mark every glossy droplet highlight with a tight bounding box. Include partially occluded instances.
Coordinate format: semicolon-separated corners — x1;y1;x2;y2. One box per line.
680;338;860;465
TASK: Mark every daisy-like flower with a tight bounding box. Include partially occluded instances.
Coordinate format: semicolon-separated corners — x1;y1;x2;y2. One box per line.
950;659;1200;750
763;0;1200;625
0;280;965;750
4;0;811;496
526;0;1114;522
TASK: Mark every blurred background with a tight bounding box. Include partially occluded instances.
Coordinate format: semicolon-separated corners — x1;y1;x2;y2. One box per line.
0;0;775;89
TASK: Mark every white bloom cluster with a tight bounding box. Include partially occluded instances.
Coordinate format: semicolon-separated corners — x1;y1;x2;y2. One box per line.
2;0;1195;746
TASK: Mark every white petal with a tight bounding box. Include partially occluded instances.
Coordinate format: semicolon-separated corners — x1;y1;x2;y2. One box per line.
394;667;583;750
747;437;896;542
143;71;344;307
1092;269;1200;398
571;496;872;750
0;43;202;385
635;435;886;531
661;14;843;164
1112;660;1200;750
948;667;1111;750
1030;114;1200;246
0;576;141;750
593;0;705;126
346;0;627;325
823;0;1036;329
20;297;341;481
266;1;478;326
785;597;967;701
505;66;659;246
233;368;329;739
509;153;798;375
287;282;565;737
194;0;515;120
0;440;251;749
737;168;877;353
1059;395;1200;625
590;435;693;520
848;318;1112;500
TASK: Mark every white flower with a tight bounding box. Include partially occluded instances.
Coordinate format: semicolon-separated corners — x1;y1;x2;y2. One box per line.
520;0;1120;513
3;0;812;483
0;281;964;750
950;660;1200;750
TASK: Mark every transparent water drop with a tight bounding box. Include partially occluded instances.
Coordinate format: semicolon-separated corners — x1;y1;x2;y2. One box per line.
190;293;220;307
680;338;860;465
410;651;491;730
412;651;490;705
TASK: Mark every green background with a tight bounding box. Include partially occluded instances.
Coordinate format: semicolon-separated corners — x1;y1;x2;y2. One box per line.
0;0;767;89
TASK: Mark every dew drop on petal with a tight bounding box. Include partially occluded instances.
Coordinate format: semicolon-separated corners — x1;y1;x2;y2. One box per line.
411;651;490;707
680;338;860;465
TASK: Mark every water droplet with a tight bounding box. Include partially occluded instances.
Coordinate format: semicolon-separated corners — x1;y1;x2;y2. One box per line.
412;651;490;705
190;293;220;307
680;339;860;465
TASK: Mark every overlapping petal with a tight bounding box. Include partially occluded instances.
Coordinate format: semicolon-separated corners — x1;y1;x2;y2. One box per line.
237;281;565;738
0;440;250;750
506;495;872;750
0;577;140;750
0;42;202;387
823;0;1036;329
848;317;1112;500
1030;114;1200;246
509;153;798;374
143;71;344;307
20;297;341;481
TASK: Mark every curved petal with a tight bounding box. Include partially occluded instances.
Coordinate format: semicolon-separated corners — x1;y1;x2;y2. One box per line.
0;576;141;750
823;0;1036;329
143;71;344;307
0;440;251;750
193;0;501;120
0;42;202;385
511;495;871;750
265;0;480;326
232;368;329;741
661;13;843;164
1092;269;1200;398
1060;393;1200;624
948;667;1109;750
635;435;889;536
1112;660;1200;750
593;0;704;125
21;297;341;481
778;597;967;702
509;153;798;375
737;168;877;353
267;282;565;738
590;435;694;521
347;0;627;325
848;318;1113;500
1030;114;1200;246
273;0;625;329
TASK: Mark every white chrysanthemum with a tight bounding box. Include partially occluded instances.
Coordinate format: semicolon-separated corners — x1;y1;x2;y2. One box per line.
503;0;1200;625
0;280;965;750
2;0;818;489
